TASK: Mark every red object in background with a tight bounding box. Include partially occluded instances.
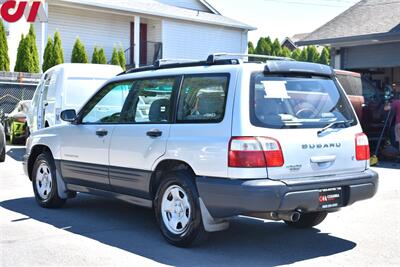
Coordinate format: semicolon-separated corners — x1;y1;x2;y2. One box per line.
1;0;43;23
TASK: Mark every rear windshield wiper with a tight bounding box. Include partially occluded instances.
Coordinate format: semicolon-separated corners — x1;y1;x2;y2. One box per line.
317;120;353;135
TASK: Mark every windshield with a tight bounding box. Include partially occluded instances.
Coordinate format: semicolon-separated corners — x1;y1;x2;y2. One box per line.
250;73;357;129
64;77;108;109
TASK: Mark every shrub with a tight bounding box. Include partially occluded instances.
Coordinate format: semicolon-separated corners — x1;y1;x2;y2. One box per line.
42;37;54;72
71;37;88;63
14;35;32;72
53;31;64;65
248;41;255;54
27;25;40;73
91;47;99;64
319;47;331;65
118;46;126;70
0;20;10;71
111;47;120;66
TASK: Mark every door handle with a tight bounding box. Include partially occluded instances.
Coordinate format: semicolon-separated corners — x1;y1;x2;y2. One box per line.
96;129;108;137
310;155;336;163
147;129;162;138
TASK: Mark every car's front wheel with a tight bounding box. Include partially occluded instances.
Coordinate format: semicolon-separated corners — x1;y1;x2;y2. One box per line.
154;171;207;247
284;211;327;228
32;153;66;208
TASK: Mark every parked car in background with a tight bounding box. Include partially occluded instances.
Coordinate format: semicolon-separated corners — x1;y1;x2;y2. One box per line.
2;100;31;145
28;64;123;133
0;122;5;162
25;55;378;247
335;70;386;142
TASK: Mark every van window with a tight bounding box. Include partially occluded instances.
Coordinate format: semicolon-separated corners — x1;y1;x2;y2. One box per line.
251;73;357;129
177;75;229;123
64;77;109;109
82;82;133;124
336;74;362;96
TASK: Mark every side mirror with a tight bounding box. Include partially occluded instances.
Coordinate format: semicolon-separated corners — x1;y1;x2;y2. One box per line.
60;109;77;122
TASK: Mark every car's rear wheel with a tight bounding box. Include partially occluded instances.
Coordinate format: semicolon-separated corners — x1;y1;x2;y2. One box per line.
284;211;327;228
32;153;66;208
0;146;5;162
154;171;207;247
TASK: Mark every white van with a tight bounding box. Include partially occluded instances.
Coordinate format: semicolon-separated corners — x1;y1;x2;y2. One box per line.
28;64;122;133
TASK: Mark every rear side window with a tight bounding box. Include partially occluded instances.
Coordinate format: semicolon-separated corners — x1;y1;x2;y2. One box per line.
177;75;229;123
251;73;357;129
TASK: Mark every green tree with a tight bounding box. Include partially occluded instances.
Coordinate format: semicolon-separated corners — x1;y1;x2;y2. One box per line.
111;47;120;66
271;38;282;57
27;25;40;73
281;47;291;58
291;48;302;61
255;37;272;55
91;47;99;64
299;47;308;62
319;47;331;65
42;37;54;72
118;46;126;70
0;20;10;71
248;41;255;54
97;48;107;64
307;45;320;63
71;37;89;63
53;31;64;65
14;35;32;72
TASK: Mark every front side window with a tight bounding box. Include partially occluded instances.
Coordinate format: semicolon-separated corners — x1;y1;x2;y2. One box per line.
177;75;229;123
81;82;133;124
251;73;357;129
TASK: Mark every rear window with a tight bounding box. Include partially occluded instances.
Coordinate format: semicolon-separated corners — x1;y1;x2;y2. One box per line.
250;73;357;129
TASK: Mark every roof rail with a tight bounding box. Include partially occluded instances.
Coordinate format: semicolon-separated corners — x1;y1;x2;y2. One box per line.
120;52;293;76
206;53;294;64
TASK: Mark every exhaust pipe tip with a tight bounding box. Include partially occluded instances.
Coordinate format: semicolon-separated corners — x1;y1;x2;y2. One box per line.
291;212;301;222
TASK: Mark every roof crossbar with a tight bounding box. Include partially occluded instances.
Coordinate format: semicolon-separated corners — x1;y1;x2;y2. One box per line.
206;53;294;64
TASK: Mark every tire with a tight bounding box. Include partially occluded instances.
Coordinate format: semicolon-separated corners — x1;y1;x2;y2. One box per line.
285;211;328;228
154;171;207;247
0;146;5;162
32;152;66;208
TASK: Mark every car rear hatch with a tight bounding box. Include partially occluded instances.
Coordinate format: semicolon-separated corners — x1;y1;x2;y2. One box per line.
230;63;369;180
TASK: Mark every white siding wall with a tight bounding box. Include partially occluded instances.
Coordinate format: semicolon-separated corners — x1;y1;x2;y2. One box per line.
37;5;132;64
162;19;247;60
155;0;210;12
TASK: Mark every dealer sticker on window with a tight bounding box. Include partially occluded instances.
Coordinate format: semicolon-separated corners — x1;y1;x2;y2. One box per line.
260;81;291;99
319;187;343;209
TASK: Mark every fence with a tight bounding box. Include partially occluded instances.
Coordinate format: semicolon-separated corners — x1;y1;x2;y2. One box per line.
0;72;41;114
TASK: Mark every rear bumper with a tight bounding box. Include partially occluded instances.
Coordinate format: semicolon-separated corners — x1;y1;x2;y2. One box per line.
196;169;378;218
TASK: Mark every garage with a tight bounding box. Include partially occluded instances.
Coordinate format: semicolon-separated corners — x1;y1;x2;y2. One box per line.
297;0;400;162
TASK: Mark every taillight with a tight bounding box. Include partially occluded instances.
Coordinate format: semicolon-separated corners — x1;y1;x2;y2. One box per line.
229;137;284;168
355;133;370;160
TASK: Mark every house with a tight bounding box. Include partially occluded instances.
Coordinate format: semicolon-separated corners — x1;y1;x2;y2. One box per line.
281;33;309;51
6;0;255;71
297;0;400;90
281;33;324;52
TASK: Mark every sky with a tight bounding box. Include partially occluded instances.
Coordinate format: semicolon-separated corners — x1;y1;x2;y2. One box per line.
207;0;360;43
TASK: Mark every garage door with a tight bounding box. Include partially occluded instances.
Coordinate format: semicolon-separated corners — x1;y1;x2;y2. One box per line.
342;42;400;69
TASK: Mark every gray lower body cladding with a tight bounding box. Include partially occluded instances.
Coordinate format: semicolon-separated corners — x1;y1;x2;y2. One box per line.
196;169;379;218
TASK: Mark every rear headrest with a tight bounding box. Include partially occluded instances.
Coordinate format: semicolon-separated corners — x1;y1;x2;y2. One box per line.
149;99;170;122
197;92;224;115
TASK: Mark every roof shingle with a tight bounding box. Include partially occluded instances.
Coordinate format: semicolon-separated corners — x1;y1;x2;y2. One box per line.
298;0;400;44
